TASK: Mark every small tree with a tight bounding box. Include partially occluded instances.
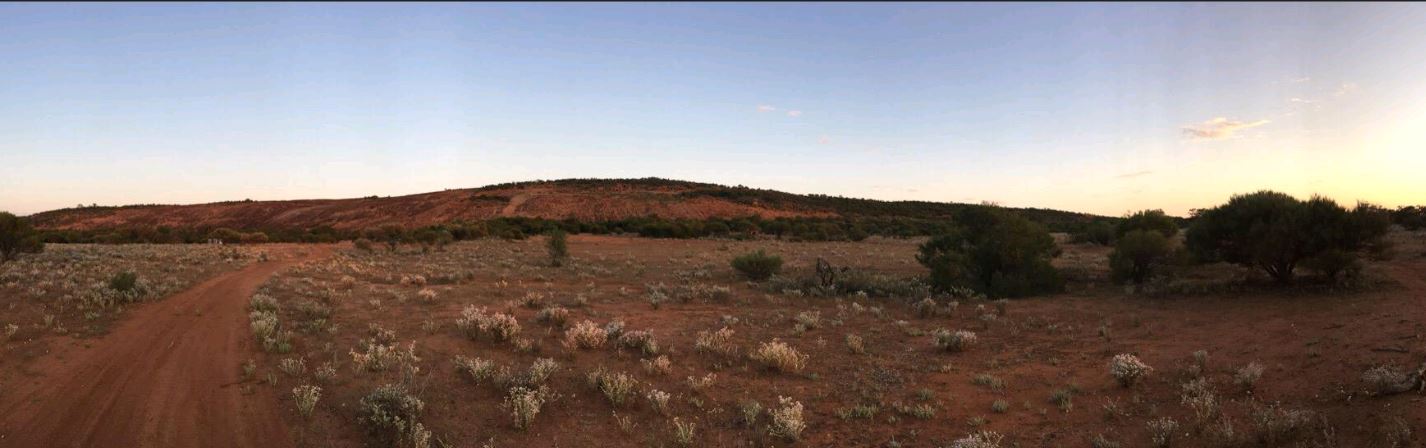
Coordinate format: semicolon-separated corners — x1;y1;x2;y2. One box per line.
1109;230;1171;284
1074;221;1115;246
731;250;783;281
0;212;44;263
208;228;245;245
917;206;1063;298
1186;191;1388;283
1117;209;1179;238
546;229;568;266
367;224;407;252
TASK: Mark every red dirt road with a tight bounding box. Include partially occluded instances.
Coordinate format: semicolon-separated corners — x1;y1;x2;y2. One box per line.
0;246;332;448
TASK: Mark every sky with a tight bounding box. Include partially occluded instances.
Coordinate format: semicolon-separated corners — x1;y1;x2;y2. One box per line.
3;3;1425;217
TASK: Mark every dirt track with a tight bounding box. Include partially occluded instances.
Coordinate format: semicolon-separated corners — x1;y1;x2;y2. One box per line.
0;246;332;448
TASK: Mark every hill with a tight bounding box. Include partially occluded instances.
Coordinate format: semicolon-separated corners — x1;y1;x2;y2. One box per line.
26;178;1106;241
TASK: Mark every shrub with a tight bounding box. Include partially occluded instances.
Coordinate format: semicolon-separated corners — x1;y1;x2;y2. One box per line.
949;431;1004;448
563;320;608;350
1252;402;1313;445
1361;365;1418;395
642;355;672;375
933;329;977;352
1147;417;1178;447
1186;191;1389;283
845;334;866;354
504;386;551;430
1117;209;1179;238
587;368;637;407
0;212;43;263
1109;354;1152;387
694;327;738;358
731;250;783;281
109;271;139;293
1075;221;1116;246
750;340;808;373
1234;362;1264;391
671;417;697;447
739;400;763;426
359;384;425;443
208;228;245;245
249;293;280;313
455;306;521;342
293;385;321;418
646;389;671;415
1180;378;1220;423
524;358;559;386
917;206;1063;298
353;238;374;252
616;330;659;355
1110;230;1172;284
535;306;570;327
546;229;568;266
767;396;806;440
453;355;497;384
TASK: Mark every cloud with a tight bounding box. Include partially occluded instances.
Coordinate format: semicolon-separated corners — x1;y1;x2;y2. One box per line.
756;105;776;112
1288;97;1316;104
786;110;802;117
817;135;832;145
1289;76;1311;83
1181;117;1270;140
1114;170;1154;179
1333;82;1359;97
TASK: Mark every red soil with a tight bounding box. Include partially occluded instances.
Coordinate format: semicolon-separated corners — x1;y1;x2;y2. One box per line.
0;245;333;448
28;182;833;232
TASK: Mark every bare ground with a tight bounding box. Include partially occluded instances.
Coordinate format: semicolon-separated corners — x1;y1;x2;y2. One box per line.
0;245;332;448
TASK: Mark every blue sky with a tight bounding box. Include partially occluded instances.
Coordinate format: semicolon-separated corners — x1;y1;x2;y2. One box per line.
3;3;1424;216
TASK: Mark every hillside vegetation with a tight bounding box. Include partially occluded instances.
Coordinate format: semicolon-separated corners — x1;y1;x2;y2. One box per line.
26;178;1106;244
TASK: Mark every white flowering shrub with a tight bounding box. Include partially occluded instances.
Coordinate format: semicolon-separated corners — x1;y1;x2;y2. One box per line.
933;329;977;352
563;320;608;350
1109;353;1153;387
767;396;805;441
750;340;808;373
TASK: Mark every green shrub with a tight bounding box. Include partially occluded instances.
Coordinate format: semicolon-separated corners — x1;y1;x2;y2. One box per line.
109;271;139;293
366;224;408;251
547;229;568;266
1117;209;1179;238
1;212;44;263
1393;205;1426;230
1109;230;1172;284
359;384;425;443
353;238;374;252
208;228;244;244
1074;221;1116;246
731;250;783;281
1186;191;1389;283
917;206;1063;298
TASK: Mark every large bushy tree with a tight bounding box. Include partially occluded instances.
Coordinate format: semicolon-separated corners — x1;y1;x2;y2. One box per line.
1186;191;1388;283
1108;209;1181;284
1109;230;1172;284
1117;209;1179;238
0;212;44;263
917;206;1063;298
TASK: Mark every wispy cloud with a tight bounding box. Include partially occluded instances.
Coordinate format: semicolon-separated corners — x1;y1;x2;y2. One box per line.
1182;117;1270;140
1289;76;1311;83
1288;97;1316;104
1333;82;1359;97
1114;170;1154;179
786;110;802;117
756;104;777;112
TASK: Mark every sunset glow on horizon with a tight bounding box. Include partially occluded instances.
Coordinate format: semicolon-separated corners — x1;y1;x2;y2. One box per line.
4;3;1424;217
